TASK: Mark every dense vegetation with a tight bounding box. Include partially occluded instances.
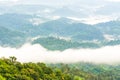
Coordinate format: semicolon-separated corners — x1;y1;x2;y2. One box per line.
0;57;120;80
32;37;120;51
32;37;100;51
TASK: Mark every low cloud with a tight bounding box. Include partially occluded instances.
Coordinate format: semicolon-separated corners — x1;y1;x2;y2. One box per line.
0;43;120;64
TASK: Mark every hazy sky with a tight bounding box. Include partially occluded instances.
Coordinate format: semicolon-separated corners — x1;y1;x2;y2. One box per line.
0;0;120;23
0;0;120;6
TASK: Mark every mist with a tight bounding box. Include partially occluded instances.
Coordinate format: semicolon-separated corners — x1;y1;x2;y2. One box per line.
0;43;120;64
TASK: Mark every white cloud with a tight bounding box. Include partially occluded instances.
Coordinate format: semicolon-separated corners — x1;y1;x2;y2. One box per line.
29;18;45;26
0;43;120;64
67;15;117;25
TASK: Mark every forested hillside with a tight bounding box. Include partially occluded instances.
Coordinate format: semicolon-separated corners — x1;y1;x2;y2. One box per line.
0;57;119;80
1;14;120;50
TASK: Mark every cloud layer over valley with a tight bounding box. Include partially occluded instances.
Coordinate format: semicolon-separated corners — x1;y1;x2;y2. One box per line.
0;43;120;64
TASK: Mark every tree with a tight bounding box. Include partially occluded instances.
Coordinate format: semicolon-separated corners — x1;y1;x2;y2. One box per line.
9;56;17;63
0;75;6;80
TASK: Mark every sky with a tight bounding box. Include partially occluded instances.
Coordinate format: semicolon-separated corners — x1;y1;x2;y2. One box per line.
0;0;119;24
0;0;120;6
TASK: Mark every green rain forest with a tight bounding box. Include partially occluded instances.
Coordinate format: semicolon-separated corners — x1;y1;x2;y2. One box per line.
0;57;119;80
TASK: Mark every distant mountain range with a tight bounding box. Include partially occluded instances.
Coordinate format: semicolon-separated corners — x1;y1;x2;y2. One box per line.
0;26;26;47
0;13;120;50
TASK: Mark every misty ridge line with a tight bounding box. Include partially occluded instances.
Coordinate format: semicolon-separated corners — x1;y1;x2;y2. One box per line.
0;43;120;64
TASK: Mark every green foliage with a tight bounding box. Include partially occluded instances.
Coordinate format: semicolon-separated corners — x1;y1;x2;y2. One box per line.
74;76;85;80
49;63;120;80
0;57;73;80
32;37;100;51
0;57;120;80
0;75;6;80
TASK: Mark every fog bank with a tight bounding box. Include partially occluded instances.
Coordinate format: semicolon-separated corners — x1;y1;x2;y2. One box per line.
0;43;120;64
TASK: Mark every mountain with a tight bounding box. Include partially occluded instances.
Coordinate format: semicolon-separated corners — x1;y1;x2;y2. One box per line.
95;20;120;36
36;18;104;41
0;13;32;31
1;13;120;50
0;14;103;41
0;26;26;47
95;3;120;16
51;7;86;18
